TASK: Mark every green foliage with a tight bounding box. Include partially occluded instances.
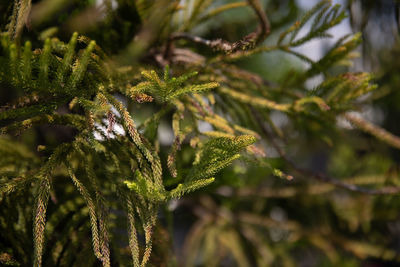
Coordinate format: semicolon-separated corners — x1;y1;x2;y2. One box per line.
188;135;256;181
1;0;400;266
278;0;347;47
131;66;219;103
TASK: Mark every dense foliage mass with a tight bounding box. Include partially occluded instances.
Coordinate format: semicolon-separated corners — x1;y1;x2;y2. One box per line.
1;0;400;266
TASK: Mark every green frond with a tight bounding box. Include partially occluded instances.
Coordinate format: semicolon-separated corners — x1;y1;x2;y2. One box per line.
287;1;346;48
219;87;290;112
1;114;86;134
56;32;78;85
311;72;377;108
203;131;234;138
186;135;256;181
280;47;315;65
33;177;50;267
167;82;219;101
8;0;32;40
127;198;140;267
9;43;19;82
167;139;179;178
293;96;330;113
21;41;32;86
38;38;52;86
124;170;166;202
290;1;331;42
307;33;362;76
0;175;35;200
132;66;219;102
0;102;58;121
65;162;104;263
67;40;96;93
202;115;235;134
168;177;215;199
105;93;163;185
141;216;156;267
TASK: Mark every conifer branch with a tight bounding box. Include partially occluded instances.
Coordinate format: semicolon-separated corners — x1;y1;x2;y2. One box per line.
33;177;50;267
1;114;86;134
83;154;110;266
168;178;215;199
104;92;163;185
65;161;105;265
219;87;290;112
8;0;32;41
141;217;155;267
127;198;140;267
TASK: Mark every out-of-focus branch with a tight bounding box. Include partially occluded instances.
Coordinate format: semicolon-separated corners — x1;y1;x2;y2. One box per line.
251;107;400;195
168;0;270;54
344;112;400;150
